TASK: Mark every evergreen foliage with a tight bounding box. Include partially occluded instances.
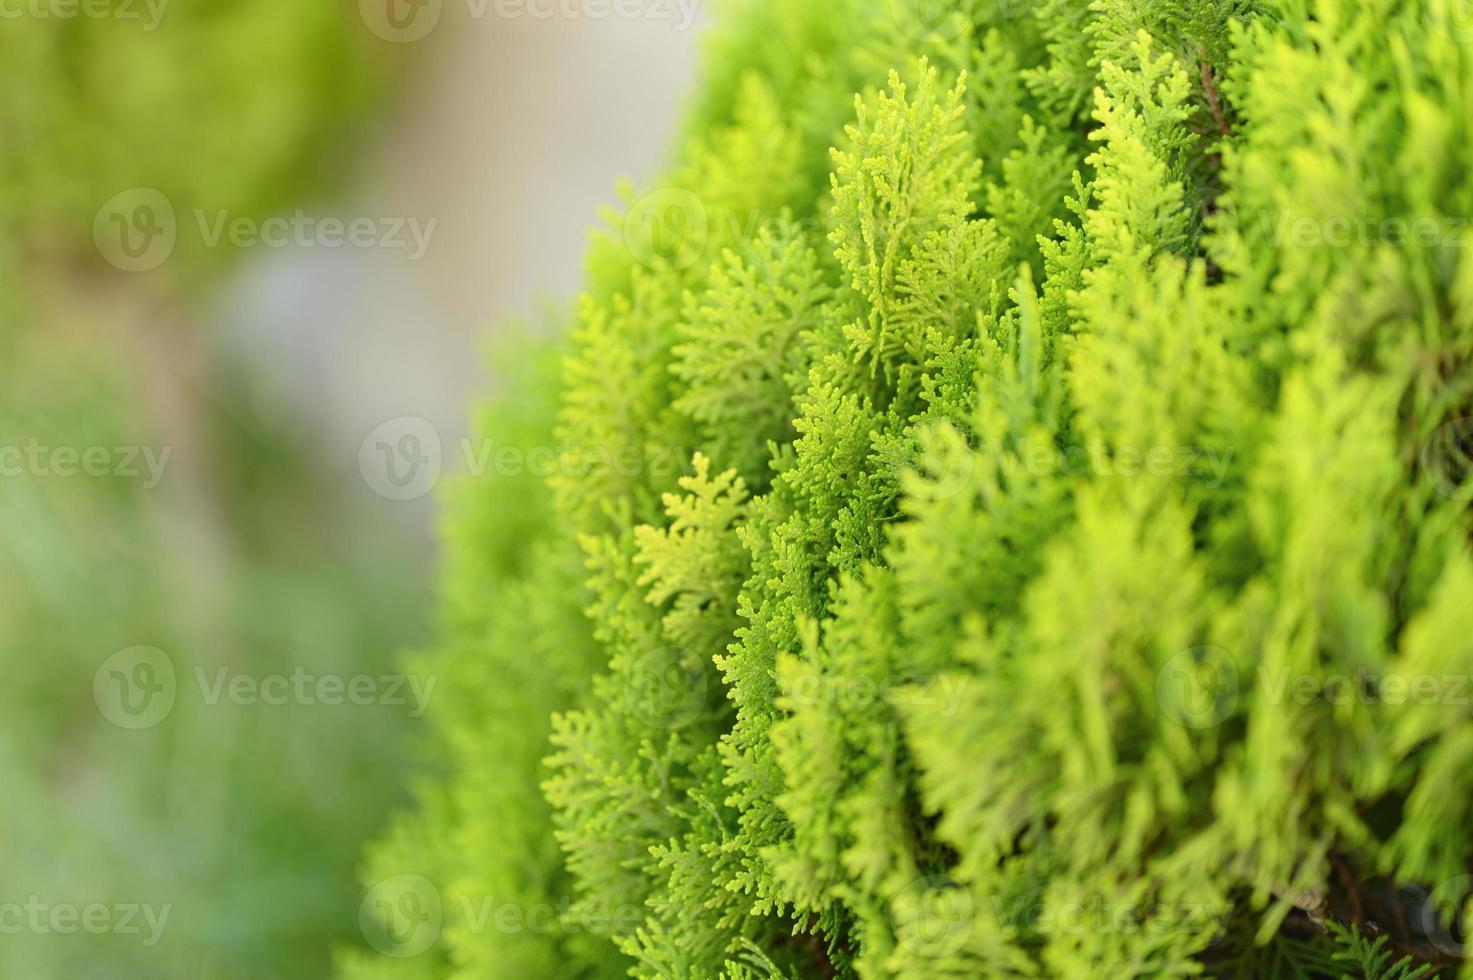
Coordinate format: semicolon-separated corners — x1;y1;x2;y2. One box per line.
349;0;1473;976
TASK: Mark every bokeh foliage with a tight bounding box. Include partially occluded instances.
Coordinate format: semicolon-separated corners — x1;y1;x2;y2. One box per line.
2;4;424;978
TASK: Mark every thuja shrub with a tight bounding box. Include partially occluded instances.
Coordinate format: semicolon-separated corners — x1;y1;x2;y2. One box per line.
348;0;1473;976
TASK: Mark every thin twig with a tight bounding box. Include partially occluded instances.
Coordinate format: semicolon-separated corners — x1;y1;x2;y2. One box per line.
1199;46;1234;138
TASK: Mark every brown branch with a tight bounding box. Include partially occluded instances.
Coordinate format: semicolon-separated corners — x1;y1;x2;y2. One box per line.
1198;46;1234;138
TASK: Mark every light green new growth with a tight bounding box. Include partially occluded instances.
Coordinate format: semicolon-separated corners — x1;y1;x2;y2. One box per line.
347;0;1473;977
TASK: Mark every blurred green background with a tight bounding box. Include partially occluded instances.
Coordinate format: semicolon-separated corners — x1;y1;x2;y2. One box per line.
0;2;696;976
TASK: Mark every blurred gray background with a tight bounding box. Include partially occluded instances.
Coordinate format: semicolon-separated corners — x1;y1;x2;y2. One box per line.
217;5;703;542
